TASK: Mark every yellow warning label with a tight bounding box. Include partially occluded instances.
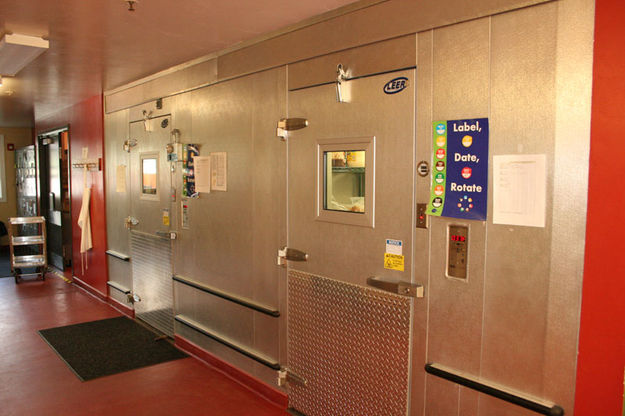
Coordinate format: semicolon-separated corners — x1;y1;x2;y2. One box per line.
384;253;404;271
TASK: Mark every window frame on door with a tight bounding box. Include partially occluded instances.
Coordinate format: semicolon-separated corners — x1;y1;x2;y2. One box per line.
316;136;375;228
0;135;6;203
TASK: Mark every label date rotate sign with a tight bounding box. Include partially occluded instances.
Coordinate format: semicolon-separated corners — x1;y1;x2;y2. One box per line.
427;118;489;221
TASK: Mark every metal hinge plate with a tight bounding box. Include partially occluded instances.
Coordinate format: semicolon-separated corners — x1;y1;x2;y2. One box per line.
277;246;309;266
276;118;308;140
278;367;307;387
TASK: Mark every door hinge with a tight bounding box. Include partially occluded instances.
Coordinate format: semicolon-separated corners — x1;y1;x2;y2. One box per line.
276;118;308;140
277;246;308;266
125;216;139;229
278;367;307;387
123;138;138;152
127;292;141;304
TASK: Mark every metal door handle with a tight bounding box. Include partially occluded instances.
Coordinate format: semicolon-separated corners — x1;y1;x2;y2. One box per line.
367;276;424;298
156;231;177;240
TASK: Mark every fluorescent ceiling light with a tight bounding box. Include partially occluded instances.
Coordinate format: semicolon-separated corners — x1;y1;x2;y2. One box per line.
0;33;49;76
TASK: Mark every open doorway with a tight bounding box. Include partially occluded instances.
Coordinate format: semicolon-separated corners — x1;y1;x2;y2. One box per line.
37;127;72;272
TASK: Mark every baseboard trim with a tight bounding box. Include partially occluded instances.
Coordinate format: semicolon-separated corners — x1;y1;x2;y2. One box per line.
72;276;107;301
107;296;135;318
174;335;288;409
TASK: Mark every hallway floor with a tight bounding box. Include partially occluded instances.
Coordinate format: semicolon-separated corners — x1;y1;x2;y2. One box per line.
0;274;288;416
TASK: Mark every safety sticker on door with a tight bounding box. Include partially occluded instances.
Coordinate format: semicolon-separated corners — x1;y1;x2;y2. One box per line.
384;253;404;271
162;208;170;226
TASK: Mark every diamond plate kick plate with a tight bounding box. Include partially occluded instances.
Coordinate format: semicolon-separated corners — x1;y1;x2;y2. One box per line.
287;270;412;416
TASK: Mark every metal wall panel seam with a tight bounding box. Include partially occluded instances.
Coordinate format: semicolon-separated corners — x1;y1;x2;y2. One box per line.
476;15;493;415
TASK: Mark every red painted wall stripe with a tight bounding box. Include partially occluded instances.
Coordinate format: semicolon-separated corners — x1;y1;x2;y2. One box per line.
575;1;625;414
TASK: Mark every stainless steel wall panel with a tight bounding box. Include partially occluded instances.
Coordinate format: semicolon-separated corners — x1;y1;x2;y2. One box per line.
174;319;253;371
424;17;490;416
107;259;133;309
424;375;459;416
172;68;286;387
105;59;218;114
478;395;536;416
459;388;479;416
544;0;594;409
218;0;550;81
483;4;557;403
249;68;287;310
288;35;416;91
194;291;255;348
174;282;270;373
103;0;549;112
427;217;486;365
432;18;490;120
411;29;430;416
287;270;411;416
104;109;132;305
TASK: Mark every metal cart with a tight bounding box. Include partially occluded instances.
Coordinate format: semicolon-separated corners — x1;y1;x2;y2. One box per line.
8;217;47;283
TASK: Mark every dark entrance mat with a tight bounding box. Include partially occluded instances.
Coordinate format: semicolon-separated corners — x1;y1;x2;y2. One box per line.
38;316;188;381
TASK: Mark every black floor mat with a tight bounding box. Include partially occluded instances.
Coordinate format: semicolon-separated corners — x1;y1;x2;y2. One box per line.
38;316;188;381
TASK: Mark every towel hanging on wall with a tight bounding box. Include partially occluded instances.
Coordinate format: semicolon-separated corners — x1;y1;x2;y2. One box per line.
77;166;92;274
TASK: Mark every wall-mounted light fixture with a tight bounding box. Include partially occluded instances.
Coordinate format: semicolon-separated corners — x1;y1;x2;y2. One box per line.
0;33;49;76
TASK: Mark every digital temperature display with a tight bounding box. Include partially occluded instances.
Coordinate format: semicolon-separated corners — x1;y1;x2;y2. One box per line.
447;225;468;279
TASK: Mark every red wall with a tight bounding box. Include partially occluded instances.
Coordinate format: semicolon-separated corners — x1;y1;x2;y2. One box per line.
575;1;625;414
35;95;108;298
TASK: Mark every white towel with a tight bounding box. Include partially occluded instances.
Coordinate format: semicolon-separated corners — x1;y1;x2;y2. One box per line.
77;185;92;273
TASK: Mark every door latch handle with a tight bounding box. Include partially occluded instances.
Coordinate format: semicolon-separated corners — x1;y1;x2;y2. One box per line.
277;247;308;266
156;230;177;240
367;276;424;298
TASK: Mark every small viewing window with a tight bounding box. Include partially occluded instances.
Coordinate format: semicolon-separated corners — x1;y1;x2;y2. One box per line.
317;137;375;228
142;157;158;196
323;150;365;213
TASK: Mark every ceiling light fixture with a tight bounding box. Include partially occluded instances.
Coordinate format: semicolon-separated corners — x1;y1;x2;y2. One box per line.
0;33;49;76
127;1;138;11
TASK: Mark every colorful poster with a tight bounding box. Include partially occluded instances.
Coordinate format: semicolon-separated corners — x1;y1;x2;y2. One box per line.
427;118;489;221
182;144;200;197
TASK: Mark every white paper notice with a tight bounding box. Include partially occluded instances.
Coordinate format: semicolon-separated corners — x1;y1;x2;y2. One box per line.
194;156;211;193
116;165;126;193
493;154;546;227
211;152;227;191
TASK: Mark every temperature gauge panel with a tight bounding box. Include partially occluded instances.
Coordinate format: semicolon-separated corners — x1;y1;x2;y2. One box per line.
447;225;468;279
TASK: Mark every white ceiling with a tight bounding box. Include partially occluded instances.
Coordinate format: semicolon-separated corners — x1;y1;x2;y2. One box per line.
0;0;362;127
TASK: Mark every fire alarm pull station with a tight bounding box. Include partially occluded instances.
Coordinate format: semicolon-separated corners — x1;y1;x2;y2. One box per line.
447;225;468;279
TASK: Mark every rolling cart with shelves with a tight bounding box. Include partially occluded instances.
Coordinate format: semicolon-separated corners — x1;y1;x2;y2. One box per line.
8;216;47;283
